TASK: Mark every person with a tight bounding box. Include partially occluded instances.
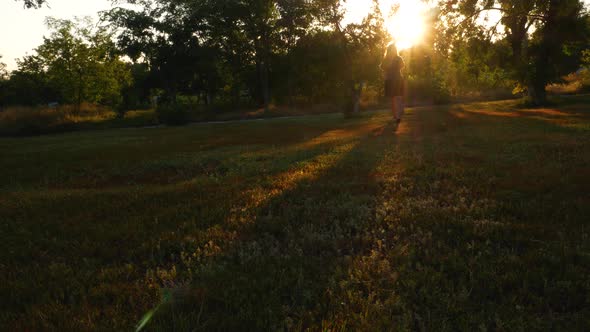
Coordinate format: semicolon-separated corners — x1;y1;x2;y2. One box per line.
381;43;405;126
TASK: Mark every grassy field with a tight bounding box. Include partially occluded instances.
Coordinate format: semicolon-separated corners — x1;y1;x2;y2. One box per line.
0;102;345;136
1;97;589;331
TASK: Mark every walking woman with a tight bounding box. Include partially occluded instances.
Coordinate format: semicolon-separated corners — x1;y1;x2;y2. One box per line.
381;43;405;126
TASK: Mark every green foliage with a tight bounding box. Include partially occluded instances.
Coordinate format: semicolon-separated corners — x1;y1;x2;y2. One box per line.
105;0;389;111
13;18;131;108
443;0;590;105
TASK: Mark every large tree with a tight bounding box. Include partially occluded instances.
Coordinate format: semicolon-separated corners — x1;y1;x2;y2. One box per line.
108;0;317;111
441;0;590;105
16;18;131;108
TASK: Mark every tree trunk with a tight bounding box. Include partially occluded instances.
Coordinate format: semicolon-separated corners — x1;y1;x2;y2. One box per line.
77;70;83;113
254;30;271;114
261;61;270;113
505;15;529;87
352;82;363;113
527;0;558;106
333;22;361;116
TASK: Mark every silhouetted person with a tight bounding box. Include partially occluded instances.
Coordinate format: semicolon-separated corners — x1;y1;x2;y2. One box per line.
381;43;405;127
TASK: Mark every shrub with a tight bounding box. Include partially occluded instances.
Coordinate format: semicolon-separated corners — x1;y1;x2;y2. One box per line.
156;103;191;126
0;103;115;136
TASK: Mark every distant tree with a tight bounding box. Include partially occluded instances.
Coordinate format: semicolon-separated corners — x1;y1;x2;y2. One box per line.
16;18;131;108
108;0;318;111
312;0;388;113
0;56;8;109
105;2;222;105
194;0;314;112
0;55;7;80
107;0;387;112
441;0;590;105
16;0;46;9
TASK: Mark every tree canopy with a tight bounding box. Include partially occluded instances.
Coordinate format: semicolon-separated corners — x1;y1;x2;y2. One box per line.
17;0;46;9
4;0;590;110
440;0;590;104
6;18;131;108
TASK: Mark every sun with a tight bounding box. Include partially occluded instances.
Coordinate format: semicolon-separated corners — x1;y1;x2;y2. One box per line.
343;0;428;51
384;1;427;51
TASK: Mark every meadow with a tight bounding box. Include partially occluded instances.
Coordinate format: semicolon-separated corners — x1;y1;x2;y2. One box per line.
1;97;589;331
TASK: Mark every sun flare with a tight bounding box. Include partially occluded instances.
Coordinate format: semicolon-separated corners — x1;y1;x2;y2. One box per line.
384;2;427;51
344;0;428;51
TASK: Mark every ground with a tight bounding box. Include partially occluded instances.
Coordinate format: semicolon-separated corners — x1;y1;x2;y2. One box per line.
1;97;589;331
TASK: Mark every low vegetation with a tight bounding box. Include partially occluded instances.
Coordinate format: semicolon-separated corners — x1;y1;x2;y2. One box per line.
0;104;158;136
1;97;589;330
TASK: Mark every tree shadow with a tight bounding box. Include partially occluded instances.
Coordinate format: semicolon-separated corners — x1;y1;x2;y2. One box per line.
1;116;397;330
146;121;402;330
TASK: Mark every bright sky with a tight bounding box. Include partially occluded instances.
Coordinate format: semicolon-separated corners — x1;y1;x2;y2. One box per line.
1;0;588;71
343;0;430;51
0;0;113;70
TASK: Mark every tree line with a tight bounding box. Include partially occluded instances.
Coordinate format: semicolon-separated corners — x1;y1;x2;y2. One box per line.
1;0;589;114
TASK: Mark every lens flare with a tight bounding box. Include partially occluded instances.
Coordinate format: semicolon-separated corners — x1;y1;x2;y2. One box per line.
343;0;428;51
385;3;427;50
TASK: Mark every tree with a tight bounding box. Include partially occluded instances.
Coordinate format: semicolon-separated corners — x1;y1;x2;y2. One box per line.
441;0;590;105
108;0;318;112
107;0;389;113
0;55;7;80
202;0;314;112
16;18;131;108
16;0;46;9
105;1;223;105
312;0;389;113
0;55;8;109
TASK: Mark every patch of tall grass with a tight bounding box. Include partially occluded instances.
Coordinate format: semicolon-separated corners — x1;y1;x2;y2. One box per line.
0;103;116;136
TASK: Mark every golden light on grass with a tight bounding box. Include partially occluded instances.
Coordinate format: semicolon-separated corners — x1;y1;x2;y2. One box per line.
231;142;358;224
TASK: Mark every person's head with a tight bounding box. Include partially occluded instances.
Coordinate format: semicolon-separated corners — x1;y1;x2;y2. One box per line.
382;42;398;65
386;42;398;58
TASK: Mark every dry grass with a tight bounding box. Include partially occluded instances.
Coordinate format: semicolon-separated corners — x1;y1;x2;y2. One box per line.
0;103;115;135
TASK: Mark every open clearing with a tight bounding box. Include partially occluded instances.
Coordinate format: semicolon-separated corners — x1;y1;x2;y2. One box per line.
1;98;590;330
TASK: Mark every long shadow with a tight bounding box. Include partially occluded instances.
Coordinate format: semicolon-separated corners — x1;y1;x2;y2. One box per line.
1;116;397;330
0;128;367;330
144;121;401;330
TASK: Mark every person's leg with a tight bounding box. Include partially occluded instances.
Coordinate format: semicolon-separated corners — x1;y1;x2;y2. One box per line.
395;96;404;122
391;97;397;120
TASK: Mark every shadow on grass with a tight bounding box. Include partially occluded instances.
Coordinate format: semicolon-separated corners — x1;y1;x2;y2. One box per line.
142;122;401;330
0;117;393;330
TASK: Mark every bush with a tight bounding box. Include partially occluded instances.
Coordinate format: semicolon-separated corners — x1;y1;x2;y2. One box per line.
156;103;192;126
0;103;115;136
580;68;590;92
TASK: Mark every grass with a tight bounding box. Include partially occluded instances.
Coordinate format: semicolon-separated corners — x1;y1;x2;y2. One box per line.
1;96;589;331
0;104;159;136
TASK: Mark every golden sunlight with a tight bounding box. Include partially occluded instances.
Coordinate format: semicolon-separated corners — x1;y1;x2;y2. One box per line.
344;0;429;50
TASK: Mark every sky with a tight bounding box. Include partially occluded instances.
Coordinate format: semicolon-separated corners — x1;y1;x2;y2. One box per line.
1;0;589;71
0;0;113;70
